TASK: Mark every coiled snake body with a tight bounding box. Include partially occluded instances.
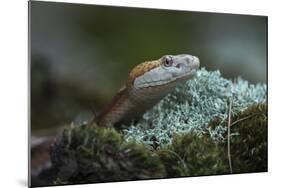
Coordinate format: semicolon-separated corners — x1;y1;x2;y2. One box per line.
97;54;200;127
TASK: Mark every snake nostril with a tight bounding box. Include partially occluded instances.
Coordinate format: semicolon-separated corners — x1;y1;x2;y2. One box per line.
176;64;181;68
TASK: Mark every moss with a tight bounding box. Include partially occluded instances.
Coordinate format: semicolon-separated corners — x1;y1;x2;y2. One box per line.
172;134;227;176
50;123;166;185
227;103;268;173
157;133;228;177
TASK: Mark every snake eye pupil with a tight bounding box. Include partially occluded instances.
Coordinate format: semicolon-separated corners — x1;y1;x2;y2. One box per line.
164;56;173;67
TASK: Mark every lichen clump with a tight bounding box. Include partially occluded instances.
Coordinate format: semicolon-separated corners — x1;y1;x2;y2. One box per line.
123;68;267;147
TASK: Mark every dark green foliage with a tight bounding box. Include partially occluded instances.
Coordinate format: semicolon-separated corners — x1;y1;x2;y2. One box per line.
156;147;188;177
41;104;267;186
50;123;166;185
157;134;228;177
227;103;268;173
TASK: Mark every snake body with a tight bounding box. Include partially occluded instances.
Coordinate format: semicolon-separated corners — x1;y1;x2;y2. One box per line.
97;54;200;127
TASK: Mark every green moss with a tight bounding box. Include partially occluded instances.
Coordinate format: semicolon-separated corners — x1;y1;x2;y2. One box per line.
51;123;166;185
227;103;268;173
157;133;228;177
174;134;227;176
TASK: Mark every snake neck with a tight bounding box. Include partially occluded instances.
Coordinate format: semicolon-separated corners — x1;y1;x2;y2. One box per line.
96;81;178;127
96;86;131;127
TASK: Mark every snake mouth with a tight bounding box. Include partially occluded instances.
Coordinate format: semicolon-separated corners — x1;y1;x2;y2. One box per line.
175;68;197;82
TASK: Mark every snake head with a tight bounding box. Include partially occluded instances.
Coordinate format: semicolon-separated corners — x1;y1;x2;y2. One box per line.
132;54;200;89
161;54;200;81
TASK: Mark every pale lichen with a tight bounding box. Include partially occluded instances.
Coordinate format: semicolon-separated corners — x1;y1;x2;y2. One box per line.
123;68;267;147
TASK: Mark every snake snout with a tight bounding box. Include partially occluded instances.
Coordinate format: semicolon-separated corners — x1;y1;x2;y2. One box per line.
192;56;200;69
181;55;200;70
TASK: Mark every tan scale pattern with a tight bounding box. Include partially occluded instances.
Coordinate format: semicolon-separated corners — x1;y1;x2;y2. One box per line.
127;59;161;87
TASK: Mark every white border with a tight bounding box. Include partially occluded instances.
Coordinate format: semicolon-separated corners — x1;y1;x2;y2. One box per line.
1;0;280;188
28;0;269;16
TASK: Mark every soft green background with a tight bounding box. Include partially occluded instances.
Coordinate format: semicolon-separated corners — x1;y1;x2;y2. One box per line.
30;1;267;131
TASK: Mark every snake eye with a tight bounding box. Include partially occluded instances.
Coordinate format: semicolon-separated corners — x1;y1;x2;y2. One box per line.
163;56;173;67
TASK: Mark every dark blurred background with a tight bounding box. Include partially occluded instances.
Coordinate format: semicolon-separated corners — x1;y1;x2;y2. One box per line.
30;1;267;133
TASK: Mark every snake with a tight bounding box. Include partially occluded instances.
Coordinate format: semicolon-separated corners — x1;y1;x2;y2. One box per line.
97;54;200;127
